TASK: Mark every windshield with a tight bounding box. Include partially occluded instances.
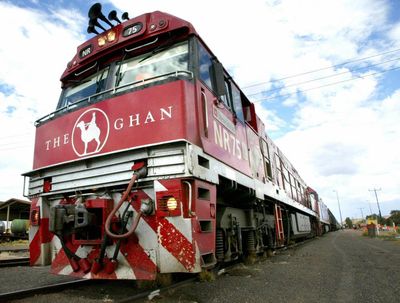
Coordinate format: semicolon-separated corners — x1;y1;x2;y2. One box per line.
116;41;189;91
56;41;189;111
58;67;109;109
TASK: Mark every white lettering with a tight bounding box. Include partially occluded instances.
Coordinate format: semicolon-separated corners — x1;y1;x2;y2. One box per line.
63;133;69;145
230;134;236;156
53;137;60;148
129;114;140;126
213;120;245;161
81;48;91;57
214;121;223;148
144;111;155;124
114;118;124;130
223;129;231;152
242;143;249;161
236;140;242;159
160;106;173;120
45;140;51;151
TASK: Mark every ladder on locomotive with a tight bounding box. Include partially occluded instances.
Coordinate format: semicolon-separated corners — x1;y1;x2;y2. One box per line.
274;204;285;247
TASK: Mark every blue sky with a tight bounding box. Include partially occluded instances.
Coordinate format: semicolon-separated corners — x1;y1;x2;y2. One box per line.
0;0;399;221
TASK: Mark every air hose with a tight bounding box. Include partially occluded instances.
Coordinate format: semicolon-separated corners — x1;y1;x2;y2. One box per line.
103;203;132;274
104;163;147;239
56;233;90;273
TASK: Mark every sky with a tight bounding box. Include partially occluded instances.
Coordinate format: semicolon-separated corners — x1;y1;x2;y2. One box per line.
0;0;399;222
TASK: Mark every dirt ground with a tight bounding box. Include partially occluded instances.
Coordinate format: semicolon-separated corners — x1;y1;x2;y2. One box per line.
3;230;400;302
140;229;400;303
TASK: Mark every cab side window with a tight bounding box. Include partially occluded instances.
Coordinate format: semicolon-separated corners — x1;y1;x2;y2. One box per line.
198;43;213;89
231;84;244;122
220;77;232;109
197;40;244;122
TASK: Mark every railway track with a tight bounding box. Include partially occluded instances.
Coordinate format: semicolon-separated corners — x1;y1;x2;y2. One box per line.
0;279;92;302
0;258;275;302
0;275;195;303
116;276;198;303
0;257;30;267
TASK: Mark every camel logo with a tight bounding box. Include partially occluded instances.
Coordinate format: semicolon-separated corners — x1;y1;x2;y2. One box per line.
71;108;110;157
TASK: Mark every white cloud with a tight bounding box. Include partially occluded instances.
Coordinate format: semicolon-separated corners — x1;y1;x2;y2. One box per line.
0;2;85;200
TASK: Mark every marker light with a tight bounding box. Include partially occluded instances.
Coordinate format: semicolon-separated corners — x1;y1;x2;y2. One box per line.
107;31;116;42
30;208;40;226
98;36;107;46
167;197;178;211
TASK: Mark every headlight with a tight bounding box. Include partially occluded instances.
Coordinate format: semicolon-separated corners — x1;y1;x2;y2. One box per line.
167;197;178;211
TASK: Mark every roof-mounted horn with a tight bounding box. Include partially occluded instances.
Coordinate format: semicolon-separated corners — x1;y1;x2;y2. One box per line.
121;12;130;21
108;10;122;24
87;24;99;35
88;3;113;33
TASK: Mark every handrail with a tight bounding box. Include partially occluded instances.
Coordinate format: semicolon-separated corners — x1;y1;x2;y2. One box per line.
35;70;193;126
74;62;97;76
113;70;193;93
182;181;193;216
125;37;159;52
201;90;209;128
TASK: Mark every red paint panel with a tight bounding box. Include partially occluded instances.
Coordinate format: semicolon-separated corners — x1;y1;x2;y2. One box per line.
51;240;81;275
29;219;53;265
39;218;53;243
131;184;196;271
120;236;157;280
33;81;188;169
29;198;40;265
29;198;54;265
191;180;216;255
197;83;252;177
29;230;41;266
158;218;195;271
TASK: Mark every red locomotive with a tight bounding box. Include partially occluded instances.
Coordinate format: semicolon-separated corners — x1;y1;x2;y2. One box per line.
24;3;333;280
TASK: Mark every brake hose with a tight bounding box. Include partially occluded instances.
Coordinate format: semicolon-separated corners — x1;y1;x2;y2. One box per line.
104;165;146;239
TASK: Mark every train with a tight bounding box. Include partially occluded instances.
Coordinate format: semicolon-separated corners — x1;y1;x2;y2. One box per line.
23;3;337;280
0;220;30;242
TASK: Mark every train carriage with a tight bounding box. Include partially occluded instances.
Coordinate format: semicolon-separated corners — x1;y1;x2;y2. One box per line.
24;3;329;280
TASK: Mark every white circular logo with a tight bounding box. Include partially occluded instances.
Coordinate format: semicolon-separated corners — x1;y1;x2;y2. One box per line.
71;108;110;157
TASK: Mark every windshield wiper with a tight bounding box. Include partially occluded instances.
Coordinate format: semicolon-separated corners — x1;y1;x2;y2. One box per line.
95;68;107;93
138;38;175;64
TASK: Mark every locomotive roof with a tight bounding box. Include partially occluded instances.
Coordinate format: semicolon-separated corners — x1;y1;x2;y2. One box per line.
61;10;198;81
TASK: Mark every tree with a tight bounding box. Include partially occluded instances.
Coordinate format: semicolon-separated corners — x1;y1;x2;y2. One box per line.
366;213;385;224
345;217;353;228
389;210;400;225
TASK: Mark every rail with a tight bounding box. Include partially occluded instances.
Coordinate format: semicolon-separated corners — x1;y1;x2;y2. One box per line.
34;70;193;126
0;257;30;267
0;279;91;302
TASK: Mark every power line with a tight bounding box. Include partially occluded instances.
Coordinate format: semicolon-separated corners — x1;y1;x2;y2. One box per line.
251;65;400;103
247;56;400;98
0;145;31;152
0;132;33;140
243;47;400;89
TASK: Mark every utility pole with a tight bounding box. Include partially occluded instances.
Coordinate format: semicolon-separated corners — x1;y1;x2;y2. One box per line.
369;188;382;220
358;207;365;225
333;190;343;228
367;200;373;216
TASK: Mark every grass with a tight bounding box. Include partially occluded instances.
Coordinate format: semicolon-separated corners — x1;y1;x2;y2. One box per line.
0;239;28;246
362;230;400;241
